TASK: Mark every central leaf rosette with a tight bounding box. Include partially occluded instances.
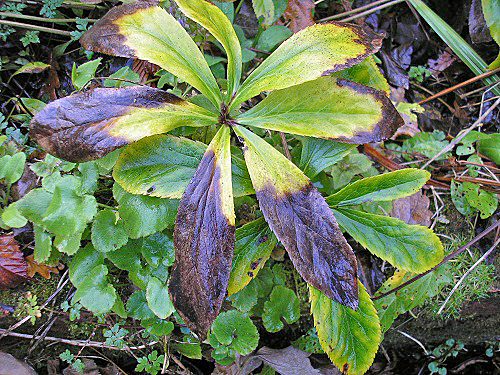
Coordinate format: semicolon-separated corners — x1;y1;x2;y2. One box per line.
29;0;404;341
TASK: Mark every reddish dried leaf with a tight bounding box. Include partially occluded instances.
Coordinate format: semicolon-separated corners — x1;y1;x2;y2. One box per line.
427;49;456;79
0;234;29;290
25;255;61;279
283;0;315;33
390;191;432;226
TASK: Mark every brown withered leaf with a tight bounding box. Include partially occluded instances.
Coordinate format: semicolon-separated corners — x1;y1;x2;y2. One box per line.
169;129;234;341
29;86;187;163
0;234;30;290
25;255;61;279
390;190;432;226
283;0;315;33
427;49;456;79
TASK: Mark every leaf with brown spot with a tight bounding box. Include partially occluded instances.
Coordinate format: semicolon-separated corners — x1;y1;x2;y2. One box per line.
29;86;217;163
25;254;61;279
0;234;29;290
234;125;358;309
283;0;315;33
169;127;235;340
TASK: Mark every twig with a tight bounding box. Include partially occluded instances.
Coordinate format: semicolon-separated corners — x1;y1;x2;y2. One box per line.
437;237;500;315
397;330;430;355
0;19;71;36
0;328;158;350
319;0;393;20
335;0;405;23
411;82;456;113
279;132;292;160
373;220;500;301
420;97;500;169
0;12;97;23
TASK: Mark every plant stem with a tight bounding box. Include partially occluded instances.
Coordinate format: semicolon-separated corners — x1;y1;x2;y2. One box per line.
0;12;97;23
320;0;403;22
234;0;244;16
0;19;71;36
97;203;116;210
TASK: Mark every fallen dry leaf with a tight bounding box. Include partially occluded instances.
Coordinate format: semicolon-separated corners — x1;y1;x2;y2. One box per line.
25;254;62;280
0;234;29;290
283;0;315;33
390;190;432;226
427;49;456;79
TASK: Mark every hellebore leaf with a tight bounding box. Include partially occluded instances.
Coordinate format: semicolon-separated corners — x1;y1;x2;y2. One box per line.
30;86;216;163
113;183;179;238
231;22;384;109
334;56;390;94
262;285;300;332
169;127;235;340
113;135;253;198
176;0;242;98
299;138;355;179
310;282;381;375
326;169;430;207
331;207;444;273
234;125;358;309
80;2;222;106
236;77;403;143
211;310;259;356
228;217;277;295
91;209;129;253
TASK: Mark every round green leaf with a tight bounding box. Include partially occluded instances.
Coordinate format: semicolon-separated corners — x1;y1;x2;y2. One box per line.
1;203;28;228
105;239;142;273
73;264;117;315
146;276;175;319
310;282;381;375
211;310;259;356
91;209;129;253
126;290;156;321
34;225;52;263
5;152;26;185
262;285;300;332
69;244;104;287
477;133;500;165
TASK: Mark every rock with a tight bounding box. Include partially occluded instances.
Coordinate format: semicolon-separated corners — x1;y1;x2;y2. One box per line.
0;352;37;375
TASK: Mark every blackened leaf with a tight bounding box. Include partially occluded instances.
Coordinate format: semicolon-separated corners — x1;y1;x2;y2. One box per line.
169;126;235;340
30;86;217;163
80;2;222;106
235;77;403;144
234;125;358;309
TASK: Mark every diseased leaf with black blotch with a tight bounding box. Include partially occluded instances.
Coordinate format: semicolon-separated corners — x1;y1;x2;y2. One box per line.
80;2;222;106
169;126;235;340
234;125;358;309
30;86;216;163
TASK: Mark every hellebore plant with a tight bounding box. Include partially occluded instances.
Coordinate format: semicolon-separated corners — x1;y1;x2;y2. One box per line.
29;0;444;373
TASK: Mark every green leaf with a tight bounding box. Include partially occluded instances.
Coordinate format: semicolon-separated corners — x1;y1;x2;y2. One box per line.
256;26;292;53
234;125;358;309
171;341;202;359
462;181;498;219
326;169;430;207
169;127;235;340
114;135;253;198
229;281;258;312
12;62;50;76
477;133;500;164
228;217;277;295
30;86;217;163
54;231;82;255
231;22;384;109
78;162;99;194
236;77;402;143
146;276;175;319
1;203;28;228
482;0;500;69
73;264;117;315
71;58;102;90
451;180;473;216
34;225;52;263
69;244;105;287
292;328;325;354
253;0;274;26
81;3;222;106
299;138;355;179
15;189;52;225
105;238;142;273
211;310;259;355
176;0;242;98
333;56;390;94
4;152;26;185
141;318;174;336
103;66;140;88
374;266;451;334
126;290;156;321
91;209;129;253
262;285;300;332
332;207;444;273
113;183;179;238
310;282;381;375
141;231;174;268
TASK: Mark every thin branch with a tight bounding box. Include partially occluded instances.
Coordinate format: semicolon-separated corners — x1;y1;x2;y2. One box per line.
0;19;71;36
279;132;292;160
320;0;393;21
0;12;97;23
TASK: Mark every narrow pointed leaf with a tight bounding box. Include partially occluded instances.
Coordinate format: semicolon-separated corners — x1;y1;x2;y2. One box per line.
234;125;358;309
299;138;355;179
236;77;403;143
80;2;222;106
176;0;242;98
231;22;383;109
310;282;381;375
30;86;217;163
326;169;430;207
228;217;277;295
113;134;253;198
169;127;235;340
331;207;444;273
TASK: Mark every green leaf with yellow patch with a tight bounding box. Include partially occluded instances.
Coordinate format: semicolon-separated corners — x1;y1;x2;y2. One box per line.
234;125;358;309
331;207;443;273
310;282;381;375
80;2;222;106
227;217;277;295
326;169;430;207
231;22;383;109
169;126;235;341
30;86;216;163
113;134;253;199
176;0;242;98
236;77;402;143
